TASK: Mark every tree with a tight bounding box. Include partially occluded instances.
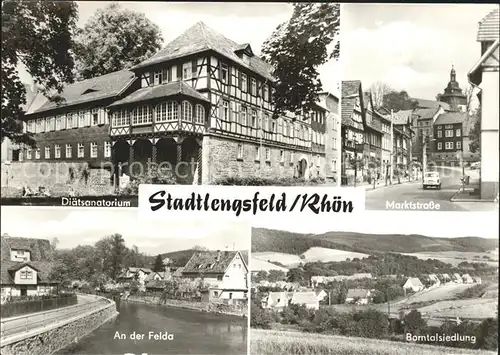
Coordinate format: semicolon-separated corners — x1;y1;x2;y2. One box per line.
74;2;163;80
382;90;417;112
50;238;59;252
1;1;78;146
469;108;481;154
404;310;427;336
370;82;393;110
261;3;340;119
152;254;165;272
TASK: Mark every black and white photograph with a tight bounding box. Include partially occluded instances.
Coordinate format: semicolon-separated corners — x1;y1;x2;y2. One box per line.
340;4;499;211
249;212;499;355
0;207;249;355
1;2;341;207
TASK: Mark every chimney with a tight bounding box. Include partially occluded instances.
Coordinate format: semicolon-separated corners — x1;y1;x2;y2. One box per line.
216;250;221;261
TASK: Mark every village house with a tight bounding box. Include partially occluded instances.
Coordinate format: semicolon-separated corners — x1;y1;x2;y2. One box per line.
468;8;499;200
318;92;341;183
16;21;338;189
290;291;320;310
362;92;384;179
452;273;463;284
116;267;154;291
403;277;425;293
345;288;371;304
427;274;441;286
473;276;482;284
315;289;328;302
182;250;248;302
432;112;466;167
0;236;58;301
262;291;289;311
388;110;414;178
440;273;452;284
411;106;446;165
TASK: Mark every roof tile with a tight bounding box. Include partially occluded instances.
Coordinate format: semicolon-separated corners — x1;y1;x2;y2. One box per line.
477;8;500;42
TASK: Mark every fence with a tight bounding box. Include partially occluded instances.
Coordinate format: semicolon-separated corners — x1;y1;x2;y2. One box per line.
0;294;78;318
0;297;109;338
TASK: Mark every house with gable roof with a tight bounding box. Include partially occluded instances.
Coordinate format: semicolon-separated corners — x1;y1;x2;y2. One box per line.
290;291;320;310
345;288;371;304
17;22;335;188
403;277;425;293
182;250;248;302
468;8;499;200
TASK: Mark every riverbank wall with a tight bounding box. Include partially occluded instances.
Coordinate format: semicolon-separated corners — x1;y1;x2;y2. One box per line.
124;295;248;317
0;297;118;355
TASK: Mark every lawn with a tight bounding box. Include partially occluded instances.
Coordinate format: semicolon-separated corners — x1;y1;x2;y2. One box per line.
418;298;497;319
251;329;497;355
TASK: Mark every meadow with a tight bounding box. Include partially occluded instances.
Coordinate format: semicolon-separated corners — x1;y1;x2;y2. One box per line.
251;329;498;355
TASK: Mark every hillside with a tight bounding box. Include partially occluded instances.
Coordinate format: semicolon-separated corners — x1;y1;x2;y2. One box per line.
252;228;499;255
251;257;289;273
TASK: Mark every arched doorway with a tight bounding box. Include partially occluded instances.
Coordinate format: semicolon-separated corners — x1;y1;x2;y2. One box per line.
297;158;308;178
156;138;177;181
113;140;130;176
131;139;152;178
179;137;199;184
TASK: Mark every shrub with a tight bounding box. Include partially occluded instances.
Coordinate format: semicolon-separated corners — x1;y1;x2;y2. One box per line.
213;176;325;186
118;162;177;195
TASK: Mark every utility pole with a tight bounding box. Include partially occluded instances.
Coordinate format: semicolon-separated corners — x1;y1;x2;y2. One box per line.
422;137;427;182
389;110;394;184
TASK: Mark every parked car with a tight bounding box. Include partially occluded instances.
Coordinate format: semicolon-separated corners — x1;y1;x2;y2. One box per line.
470;162;481;170
423;172;441;190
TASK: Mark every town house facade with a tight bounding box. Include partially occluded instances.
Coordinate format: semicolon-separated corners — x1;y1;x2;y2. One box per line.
20;22;336;187
432;112;466;166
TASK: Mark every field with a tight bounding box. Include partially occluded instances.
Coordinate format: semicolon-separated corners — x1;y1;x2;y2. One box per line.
397;284;476;305
252;252;303;267
300;247;369;262
418;298;497;319
251;329;497;355
251;257;290;273
401;250;498;267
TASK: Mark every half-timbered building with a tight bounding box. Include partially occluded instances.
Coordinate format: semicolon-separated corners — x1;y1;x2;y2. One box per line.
20;22;334;186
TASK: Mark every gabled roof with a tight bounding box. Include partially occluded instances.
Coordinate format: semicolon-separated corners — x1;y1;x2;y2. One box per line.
412;98;450;111
0;236;53;261
391;110;413;125
477;8;500;42
468;38;500;86
1;261;58;284
128;267;152;273
413;107;441;120
342;80;362;98
182;250;240;274
267;291;288;307
346;288;370;298
28;70;136;115
109;81;209;107
434;112;467;125
405;277;424;287
132;22;274;81
291;291;318;305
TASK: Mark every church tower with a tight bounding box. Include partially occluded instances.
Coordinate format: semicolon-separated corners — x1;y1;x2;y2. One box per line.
438;65;468;112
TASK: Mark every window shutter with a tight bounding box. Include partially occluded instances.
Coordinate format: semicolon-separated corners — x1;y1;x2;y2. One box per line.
177;64;182;80
238;71;242;89
85;111;91;126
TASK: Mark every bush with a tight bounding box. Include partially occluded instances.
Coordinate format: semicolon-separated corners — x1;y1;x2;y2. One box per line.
213;176;325;186
119;162;177;195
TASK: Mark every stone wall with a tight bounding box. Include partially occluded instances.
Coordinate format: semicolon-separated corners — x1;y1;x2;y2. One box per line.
202;134;326;184
1;161;114;197
0;302;117;355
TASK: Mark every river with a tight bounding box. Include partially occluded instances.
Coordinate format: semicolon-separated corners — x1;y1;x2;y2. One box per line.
55;300;247;355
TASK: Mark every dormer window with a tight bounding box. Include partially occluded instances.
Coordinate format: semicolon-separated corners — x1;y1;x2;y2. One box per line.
154;71;162;85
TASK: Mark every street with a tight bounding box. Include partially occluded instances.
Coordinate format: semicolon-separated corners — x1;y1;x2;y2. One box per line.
366;166;497;211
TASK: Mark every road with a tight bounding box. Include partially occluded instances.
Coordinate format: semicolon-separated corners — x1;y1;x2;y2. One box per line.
0;294;107;338
366;166;496;211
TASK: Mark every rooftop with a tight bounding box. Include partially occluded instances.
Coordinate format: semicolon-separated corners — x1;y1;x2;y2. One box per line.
346;288;370;298
1;261;58;284
477;8;500;42
133;22;274;82
291;291;319;305
0;236;53;261
434;111;468;125
182;250;240;274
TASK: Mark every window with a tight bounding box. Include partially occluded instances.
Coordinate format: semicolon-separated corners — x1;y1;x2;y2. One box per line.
154;71;162;85
91;109;99;126
195;104;205;124
55;144;61;159
456;141;462;150
220;63;228;83
182;101;192;121
280;150;284;163
217;275;223;281
132;105;152;125
182;63;191;80
255;146;260;161
251;110;257;127
222;100;229;121
35;149;40;160
78;143;84;158
26;149;32;160
237;144;243;160
104;141;111;158
78;111;86;127
72;112;78;128
167;101;178;121
162;68;171;83
437;130;442;138
241;106;247;125
45;146;50;159
241;73;247;92
156;103;167;122
113;109;130;127
20;270;33;279
90;142;98;158
66;114;73;129
445;124;453;129
445;130;453;137
445;141;454;150
65;144;72;158
456;129;461;137
265;148;270;161
251;78;257;96
263;84;269;101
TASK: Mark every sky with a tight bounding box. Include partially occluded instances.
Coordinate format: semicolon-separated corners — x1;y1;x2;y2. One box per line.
342;3;499;100
19;1;340;95
252;210;499;239
0;207;250;255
